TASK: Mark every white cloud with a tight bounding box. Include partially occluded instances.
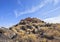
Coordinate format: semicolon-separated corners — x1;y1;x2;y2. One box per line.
15;0;60;17
49;0;60;5
42;7;60;15
15;0;49;17
44;16;60;23
53;0;60;5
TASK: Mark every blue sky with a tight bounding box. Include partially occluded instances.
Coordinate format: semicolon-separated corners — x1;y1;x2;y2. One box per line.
0;0;60;27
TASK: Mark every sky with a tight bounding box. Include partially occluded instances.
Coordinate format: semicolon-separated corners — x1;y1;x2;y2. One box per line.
0;0;60;27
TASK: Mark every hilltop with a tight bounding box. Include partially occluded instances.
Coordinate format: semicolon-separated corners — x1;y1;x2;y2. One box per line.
0;17;60;42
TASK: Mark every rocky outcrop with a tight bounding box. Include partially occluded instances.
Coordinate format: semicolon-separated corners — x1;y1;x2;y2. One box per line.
0;17;60;42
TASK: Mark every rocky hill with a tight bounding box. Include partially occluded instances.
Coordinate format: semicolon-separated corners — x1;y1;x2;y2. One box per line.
0;17;60;42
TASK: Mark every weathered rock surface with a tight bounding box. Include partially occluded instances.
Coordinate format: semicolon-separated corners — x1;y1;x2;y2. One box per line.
0;17;60;42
